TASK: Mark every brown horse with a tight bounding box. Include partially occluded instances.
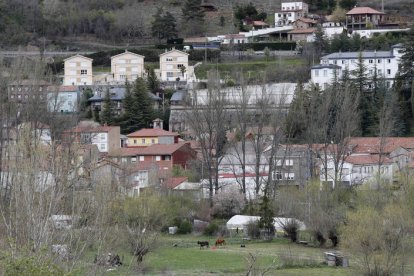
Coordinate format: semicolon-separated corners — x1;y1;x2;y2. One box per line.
215;238;226;246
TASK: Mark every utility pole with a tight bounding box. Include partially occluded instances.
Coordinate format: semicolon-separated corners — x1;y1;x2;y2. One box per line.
381;0;384;13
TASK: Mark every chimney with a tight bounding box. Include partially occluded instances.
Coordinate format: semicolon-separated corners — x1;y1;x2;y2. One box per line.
153;118;163;129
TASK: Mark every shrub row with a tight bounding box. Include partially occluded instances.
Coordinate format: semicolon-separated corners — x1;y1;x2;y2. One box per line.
221;42;297;51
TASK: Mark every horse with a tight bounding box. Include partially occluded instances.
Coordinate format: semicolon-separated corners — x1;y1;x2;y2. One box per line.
197;241;209;249
215;238;226;246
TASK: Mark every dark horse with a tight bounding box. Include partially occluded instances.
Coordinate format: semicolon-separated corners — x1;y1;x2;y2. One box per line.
197;241;209;249
215;238;226;246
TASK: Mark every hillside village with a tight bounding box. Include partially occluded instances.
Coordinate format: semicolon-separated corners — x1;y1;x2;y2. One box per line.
1;0;414;274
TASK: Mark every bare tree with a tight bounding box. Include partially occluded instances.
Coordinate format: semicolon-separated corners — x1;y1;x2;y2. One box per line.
186;70;229;205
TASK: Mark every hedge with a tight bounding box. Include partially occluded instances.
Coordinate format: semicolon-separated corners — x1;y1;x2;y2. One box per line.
221;42;297;51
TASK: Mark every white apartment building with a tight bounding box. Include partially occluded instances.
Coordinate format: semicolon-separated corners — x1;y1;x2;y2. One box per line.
159;49;189;81
311;44;404;89
319;155;393;188
275;2;309;26
63;55;93;86
111;50;145;83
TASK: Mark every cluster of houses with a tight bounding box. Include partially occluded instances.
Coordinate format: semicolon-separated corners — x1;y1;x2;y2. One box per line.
8;48;194;114
196;1;409;46
5;116;414;200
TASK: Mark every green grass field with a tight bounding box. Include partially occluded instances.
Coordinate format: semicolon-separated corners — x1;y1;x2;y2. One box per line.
194;57;306;81
92;235;353;275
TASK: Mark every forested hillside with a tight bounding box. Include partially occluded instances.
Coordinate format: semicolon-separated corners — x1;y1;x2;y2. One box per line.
0;0;412;49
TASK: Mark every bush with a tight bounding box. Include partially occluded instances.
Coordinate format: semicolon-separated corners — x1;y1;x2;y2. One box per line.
177;220;192;234
282;219;299;243
246;221;260;239
203;222;219;236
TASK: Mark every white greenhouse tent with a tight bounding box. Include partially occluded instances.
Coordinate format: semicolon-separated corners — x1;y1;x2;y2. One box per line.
226;215;306;232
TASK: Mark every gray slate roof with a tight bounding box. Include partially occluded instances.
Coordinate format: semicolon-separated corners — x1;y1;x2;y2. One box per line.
311;64;341;69
88;86;161;102
321;50;393;60
171;90;186;102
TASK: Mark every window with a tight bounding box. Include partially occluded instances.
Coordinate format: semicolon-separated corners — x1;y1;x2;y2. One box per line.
369;59;373;64
278;14;281;17
80;69;87;75
386;81;391;88
80;62;88;67
387;69;391;75
69;62;76;67
177;64;184;68
100;144;106;151
314;69;319;77
131;157;137;163
323;70;327;77
377;59;381;63
141;139;145;144
139;156;144;161
167;72;174;77
131;59;139;64
378;69;382;75
285;159;293;166
166;57;173;61
133;139;137;144
334;60;337;65
121;158;127;163
276;159;282;166
341;60;344;64
387;59;391;63
284;173;294;180
120;75;126;80
151;139;155;144
10;95;14;99
369;69;373;74
156;156;161;161
167;65;173;70
118;59;126;64
273;171;282;180
164;155;171;161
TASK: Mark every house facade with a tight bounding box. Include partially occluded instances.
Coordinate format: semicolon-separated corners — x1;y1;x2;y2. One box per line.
310;44;404;88
159;49;189;82
275;2;309;26
63;55;93;86
64;123;121;154
346;7;385;31
8;80;50;103
110;142;196;170
111;50;145;84
126;127;179;147
47;86;80;113
288;28;316;42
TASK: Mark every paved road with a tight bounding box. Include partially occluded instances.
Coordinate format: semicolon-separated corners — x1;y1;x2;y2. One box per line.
0;51;94;58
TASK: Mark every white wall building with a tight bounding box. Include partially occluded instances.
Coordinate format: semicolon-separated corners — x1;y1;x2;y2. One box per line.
111;50;145;84
63;55;93;86
322;22;345;39
311;44;404;89
319;155;393;188
159;49;189;82
275;2;309;26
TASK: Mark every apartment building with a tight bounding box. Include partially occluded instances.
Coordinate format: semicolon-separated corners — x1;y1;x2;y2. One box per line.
111;50;145;83
63;55;93;86
159;49;189;81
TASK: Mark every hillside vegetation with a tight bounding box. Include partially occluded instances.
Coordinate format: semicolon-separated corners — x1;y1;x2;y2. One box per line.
0;0;412;49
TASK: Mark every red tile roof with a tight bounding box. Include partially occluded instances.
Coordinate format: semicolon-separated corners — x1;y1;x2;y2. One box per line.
252;21;269;26
165;176;188;189
288;28;316;34
347;137;414;154
346;7;384;15
345;154;392;165
127;128;179;138
296;17;318;24
113;142;193;157
66;125;118;133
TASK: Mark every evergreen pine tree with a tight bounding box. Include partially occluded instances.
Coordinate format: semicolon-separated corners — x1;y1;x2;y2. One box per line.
398;29;414;83
146;66;160;93
351;52;369;134
121;78;155;134
100;88;113;125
